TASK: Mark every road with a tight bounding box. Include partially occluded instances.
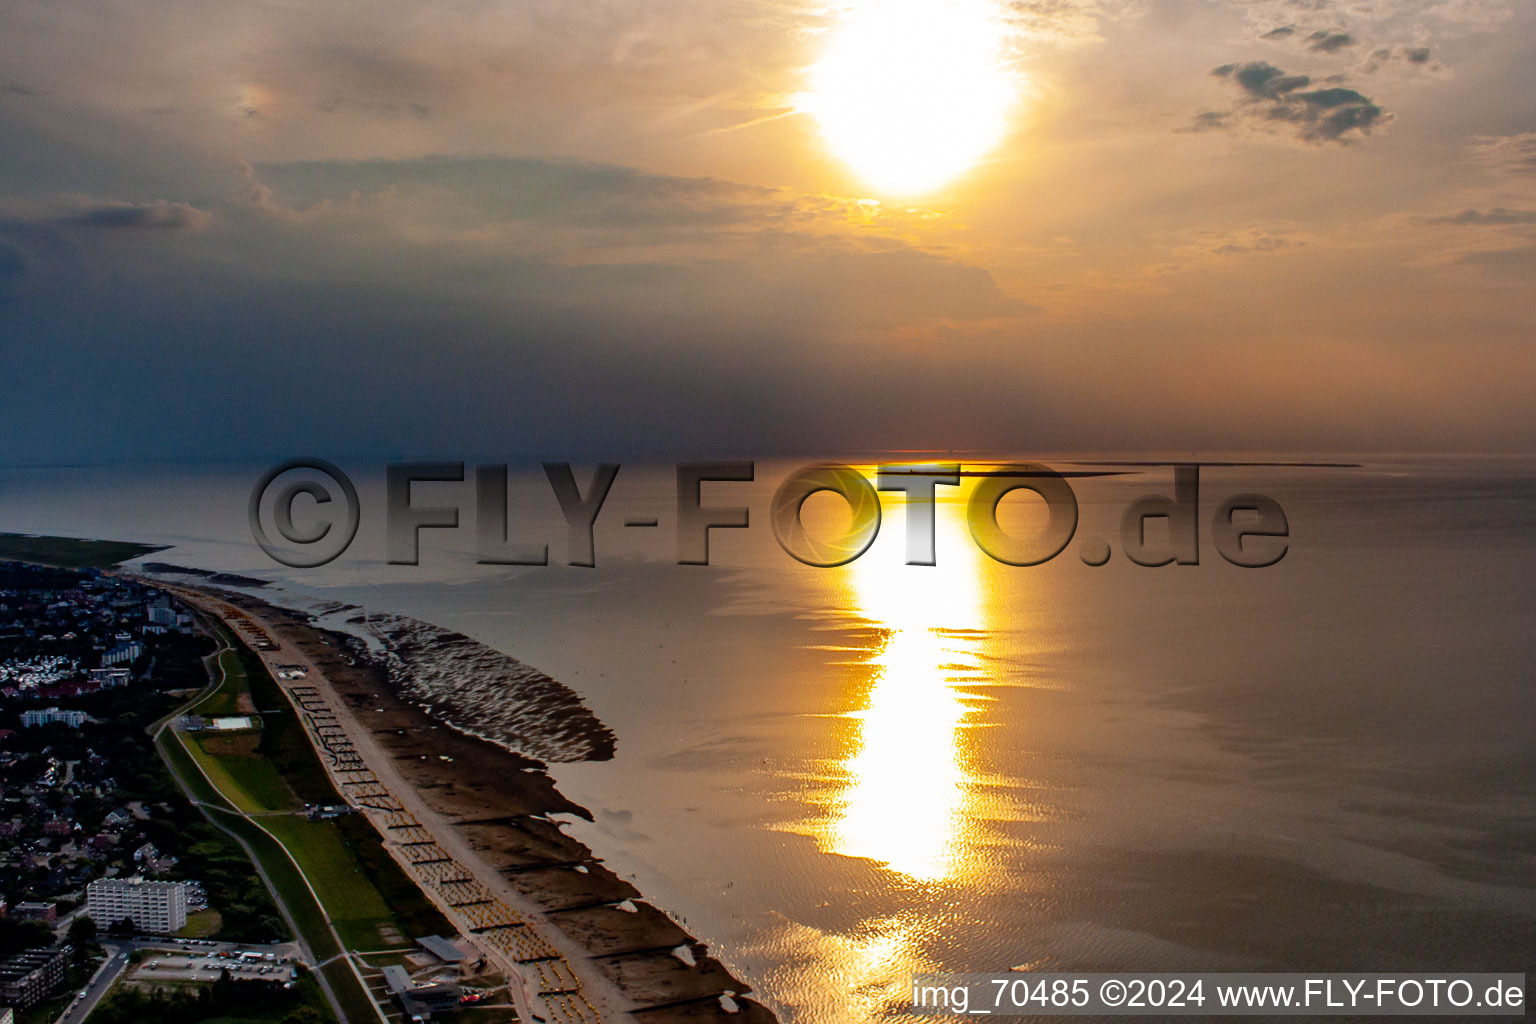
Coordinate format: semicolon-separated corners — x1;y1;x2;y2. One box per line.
147;615;379;1024
55;942;127;1024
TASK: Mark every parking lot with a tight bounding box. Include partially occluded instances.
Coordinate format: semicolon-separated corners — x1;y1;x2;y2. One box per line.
131;946;297;985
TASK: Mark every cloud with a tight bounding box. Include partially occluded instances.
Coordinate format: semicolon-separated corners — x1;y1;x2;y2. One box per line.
241;154;982;271
1185;110;1230;132
3;81;41;97
1407;198;1536;272
1455;244;1536;270
1423;0;1517;33
1001;0;1135;46
232;155;1035;325
1237;0;1505;81
1216;61;1313;99
1209;234;1304;255
1226;0;1517;38
1472;134;1536;177
1195;62;1387;143
1426;208;1536;226
0;0;1531;460
0;153;1025;335
59;199;211;231
1358;44;1442;74
1142;226;1313;277
1305;30;1355;52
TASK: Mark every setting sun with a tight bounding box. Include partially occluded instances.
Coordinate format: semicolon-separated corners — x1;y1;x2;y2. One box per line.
805;0;1019;195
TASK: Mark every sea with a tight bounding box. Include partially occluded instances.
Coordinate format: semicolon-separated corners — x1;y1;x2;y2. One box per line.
1;455;1532;1021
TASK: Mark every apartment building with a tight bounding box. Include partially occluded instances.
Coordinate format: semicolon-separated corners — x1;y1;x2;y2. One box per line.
86;877;188;934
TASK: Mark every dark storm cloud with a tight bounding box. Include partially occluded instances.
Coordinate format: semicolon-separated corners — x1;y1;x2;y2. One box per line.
0;151;1035;461
244;157;1033;321
1195;62;1386;143
60;199;210;230
0;237;1055;464
233;155;1037;324
1261;25;1296;39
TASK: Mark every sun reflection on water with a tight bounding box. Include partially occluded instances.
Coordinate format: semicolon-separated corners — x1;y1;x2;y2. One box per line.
823;485;990;882
763;474;1032;1020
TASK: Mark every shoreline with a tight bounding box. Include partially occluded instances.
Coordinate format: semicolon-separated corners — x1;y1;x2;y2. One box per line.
158;581;777;1024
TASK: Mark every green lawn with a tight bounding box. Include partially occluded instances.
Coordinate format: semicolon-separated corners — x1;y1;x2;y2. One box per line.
158;728;339;961
176;631;305;815
170;654;436;951
259;815;398;949
183;732;302;814
158;727;235;812
178;908;223;938
203;808;342;963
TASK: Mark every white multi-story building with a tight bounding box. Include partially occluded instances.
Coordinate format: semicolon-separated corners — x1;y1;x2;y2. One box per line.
86;877;189;934
19;707;88;729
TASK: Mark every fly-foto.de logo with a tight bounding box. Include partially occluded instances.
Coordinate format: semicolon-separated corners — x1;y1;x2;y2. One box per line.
249;461;1290;570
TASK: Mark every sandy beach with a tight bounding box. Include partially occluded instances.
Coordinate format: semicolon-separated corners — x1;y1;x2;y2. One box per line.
161;583;777;1024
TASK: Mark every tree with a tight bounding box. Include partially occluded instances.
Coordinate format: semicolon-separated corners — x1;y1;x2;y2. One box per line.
68;914;98;946
0;918;54;958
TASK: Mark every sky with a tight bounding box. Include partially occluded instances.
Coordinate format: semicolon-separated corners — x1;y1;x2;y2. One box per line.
1;0;1533;462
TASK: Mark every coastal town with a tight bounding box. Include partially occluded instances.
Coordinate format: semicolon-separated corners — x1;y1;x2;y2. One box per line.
0;555;323;1024
0;551;496;1024
0;536;774;1024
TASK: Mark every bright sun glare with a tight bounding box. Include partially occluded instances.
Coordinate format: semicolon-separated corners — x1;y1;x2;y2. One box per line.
805;0;1019;196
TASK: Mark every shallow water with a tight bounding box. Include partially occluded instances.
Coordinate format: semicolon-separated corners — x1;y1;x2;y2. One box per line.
2;456;1532;1022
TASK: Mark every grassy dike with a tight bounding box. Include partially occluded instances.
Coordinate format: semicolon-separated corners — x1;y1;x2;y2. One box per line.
152;615;456;1024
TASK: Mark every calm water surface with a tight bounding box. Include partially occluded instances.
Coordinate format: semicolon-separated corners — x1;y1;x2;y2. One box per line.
1;457;1532;1021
